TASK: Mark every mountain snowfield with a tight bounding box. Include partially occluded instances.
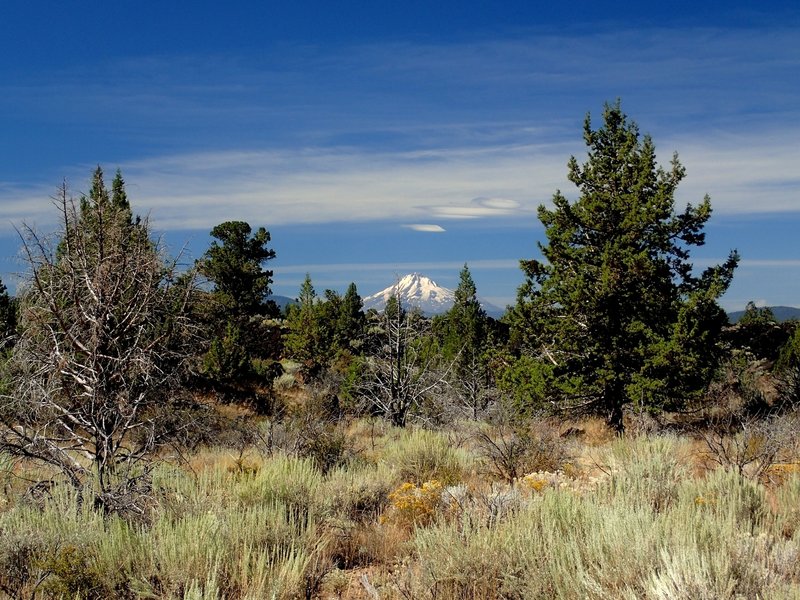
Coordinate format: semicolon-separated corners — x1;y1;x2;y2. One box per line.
362;273;504;317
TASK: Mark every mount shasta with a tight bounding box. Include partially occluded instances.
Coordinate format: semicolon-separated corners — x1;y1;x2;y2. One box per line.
362;273;504;318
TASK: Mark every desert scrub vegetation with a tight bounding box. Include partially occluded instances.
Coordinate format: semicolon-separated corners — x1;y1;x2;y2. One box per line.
379;427;474;485
3;421;800;598
4;112;800;598
405;461;800;599
0;460;326;599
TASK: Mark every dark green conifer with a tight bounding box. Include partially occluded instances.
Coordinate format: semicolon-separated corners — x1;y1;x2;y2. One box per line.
197;221;277;318
512;102;738;432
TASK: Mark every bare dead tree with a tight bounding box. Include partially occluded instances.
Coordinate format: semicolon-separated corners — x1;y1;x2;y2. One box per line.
0;176;197;514
359;298;452;427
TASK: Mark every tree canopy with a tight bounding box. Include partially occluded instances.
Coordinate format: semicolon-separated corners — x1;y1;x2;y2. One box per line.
197;221;277;319
284;274;321;363
284;276;366;368
512;101;738;431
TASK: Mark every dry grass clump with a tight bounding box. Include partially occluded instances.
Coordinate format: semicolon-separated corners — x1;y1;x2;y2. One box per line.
560;416;617;446
404;465;800;599
773;474;800;539
320;463;403;569
601;434;691;511
409;490;658;599
380;428;474;486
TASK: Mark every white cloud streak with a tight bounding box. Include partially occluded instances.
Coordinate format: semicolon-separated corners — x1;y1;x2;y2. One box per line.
43;144;569;232
88;128;800;229
0;26;796;231
404;224;446;232
0;124;796;236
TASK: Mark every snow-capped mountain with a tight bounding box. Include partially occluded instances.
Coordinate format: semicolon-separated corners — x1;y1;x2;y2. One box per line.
362;273;504;317
363;273;454;315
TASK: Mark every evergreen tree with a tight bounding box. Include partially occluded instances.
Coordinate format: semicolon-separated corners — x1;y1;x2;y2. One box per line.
335;282;365;352
738;301;776;327
445;264;486;358
284;279;365;367
61;167;145;262
512;102;738;432
730;302;785;362
197;221;277;319
284;274;321;363
2;174;195;510
441;264;491;418
196;221;278;386
110;168;128;208
202;321;251;382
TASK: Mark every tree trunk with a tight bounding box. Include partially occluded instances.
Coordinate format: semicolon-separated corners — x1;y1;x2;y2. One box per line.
606;381;625;435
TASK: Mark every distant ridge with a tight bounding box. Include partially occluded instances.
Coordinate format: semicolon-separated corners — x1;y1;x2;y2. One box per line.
362;273;504;318
267;294;297;313
727;305;800;324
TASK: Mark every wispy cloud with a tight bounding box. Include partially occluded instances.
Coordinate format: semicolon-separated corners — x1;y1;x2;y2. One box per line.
0;25;797;232
2;123;797;235
739;259;800;268
53;144;568;232
404;224;446;232
431;196;522;219
59;125;800;230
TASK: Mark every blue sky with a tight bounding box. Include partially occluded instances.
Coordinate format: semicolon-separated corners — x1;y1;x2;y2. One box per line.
0;1;798;311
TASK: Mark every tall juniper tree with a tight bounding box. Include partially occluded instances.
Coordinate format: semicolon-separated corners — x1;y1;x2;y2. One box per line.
197;221;278;382
198;221;277;319
512;102;738;432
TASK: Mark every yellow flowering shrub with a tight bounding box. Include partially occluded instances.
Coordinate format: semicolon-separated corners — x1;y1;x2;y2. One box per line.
765;463;800;486
522;474;549;492
383;480;443;528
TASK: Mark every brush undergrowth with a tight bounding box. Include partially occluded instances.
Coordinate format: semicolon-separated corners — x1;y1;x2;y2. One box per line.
2;422;800;599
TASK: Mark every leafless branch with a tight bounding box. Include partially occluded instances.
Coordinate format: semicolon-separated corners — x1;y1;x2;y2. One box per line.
0;179;199;514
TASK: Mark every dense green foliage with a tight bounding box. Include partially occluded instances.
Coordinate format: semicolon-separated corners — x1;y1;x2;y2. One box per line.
196;220;280;386
726;301;789;363
284;275;366;370
438;264;486;362
198;220;277;319
284;274;322;363
512;102;739;431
